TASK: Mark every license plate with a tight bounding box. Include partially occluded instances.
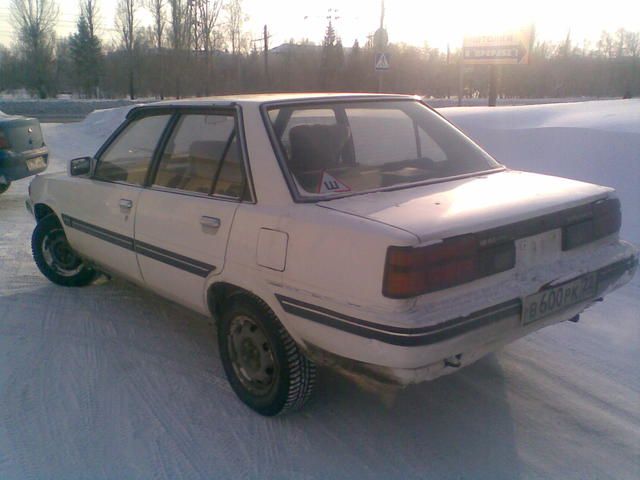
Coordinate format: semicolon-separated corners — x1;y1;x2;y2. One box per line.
26;156;46;171
522;272;598;325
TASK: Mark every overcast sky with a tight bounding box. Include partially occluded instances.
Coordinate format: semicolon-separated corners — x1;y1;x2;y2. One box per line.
0;0;639;51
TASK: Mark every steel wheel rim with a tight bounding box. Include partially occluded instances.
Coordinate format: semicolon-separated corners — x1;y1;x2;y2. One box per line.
41;228;83;277
228;314;278;396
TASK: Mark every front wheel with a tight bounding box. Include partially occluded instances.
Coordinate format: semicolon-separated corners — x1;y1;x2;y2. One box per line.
32;214;97;286
0;181;10;194
218;297;316;416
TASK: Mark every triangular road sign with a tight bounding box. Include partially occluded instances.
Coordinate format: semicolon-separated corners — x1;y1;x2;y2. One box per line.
375;52;390;71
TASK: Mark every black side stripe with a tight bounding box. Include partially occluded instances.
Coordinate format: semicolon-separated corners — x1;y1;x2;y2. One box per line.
275;294;521;347
62;214;216;278
276;255;638;346
135;241;214;277
62;214;134;250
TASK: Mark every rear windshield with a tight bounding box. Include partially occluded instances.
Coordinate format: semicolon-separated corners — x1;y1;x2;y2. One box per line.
265;100;501;199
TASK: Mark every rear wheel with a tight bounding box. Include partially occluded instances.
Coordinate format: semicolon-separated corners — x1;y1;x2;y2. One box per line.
218;297;316;416
0;181;10;194
32;214;97;286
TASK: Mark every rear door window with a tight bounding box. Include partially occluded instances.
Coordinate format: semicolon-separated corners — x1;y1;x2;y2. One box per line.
152;113;246;199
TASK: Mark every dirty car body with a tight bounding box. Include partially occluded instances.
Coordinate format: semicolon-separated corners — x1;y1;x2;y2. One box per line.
0;113;48;192
26;94;638;413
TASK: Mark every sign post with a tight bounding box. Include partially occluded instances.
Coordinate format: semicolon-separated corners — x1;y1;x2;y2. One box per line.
374;26;389;93
462;26;533;106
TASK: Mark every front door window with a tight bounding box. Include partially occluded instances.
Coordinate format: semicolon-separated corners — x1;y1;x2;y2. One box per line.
94;114;171;185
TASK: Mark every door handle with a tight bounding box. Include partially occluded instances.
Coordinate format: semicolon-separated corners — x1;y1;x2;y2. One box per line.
119;198;133;209
200;216;221;229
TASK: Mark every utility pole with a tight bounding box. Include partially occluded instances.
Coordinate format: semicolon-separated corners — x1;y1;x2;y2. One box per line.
251;24;273;91
458;56;464;106
264;25;270;90
375;0;387;93
446;43;451;99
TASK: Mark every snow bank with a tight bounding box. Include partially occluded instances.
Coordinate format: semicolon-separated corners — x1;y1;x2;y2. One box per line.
42;105;134;173
79;105;133;137
444;99;640;134
425;96;615;109
443;100;640;245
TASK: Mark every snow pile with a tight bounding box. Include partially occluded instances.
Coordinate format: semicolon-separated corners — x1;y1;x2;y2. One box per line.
443;100;640;245
425;97;614;108
79;105;133;137
43;105;134;173
444;99;640;134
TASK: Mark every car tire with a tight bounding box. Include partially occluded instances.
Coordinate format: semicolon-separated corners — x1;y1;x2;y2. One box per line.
0;181;10;194
32;214;97;287
218;296;316;416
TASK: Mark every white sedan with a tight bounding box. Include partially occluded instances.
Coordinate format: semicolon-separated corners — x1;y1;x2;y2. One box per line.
26;94;638;416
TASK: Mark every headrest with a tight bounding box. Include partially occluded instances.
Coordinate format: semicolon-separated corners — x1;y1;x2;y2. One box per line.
289;124;350;172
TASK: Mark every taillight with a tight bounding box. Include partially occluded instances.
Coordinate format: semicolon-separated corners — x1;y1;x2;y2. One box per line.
383;236;515;298
562;198;621;250
0;131;10;150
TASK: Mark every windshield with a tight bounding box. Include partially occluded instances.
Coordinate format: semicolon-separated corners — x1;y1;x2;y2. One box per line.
266;99;501;199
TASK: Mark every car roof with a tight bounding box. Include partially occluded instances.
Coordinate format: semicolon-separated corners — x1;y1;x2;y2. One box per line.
130;92;417;112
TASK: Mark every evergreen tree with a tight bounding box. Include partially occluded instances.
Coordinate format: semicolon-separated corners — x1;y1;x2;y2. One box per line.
70;14;103;96
321;20;344;90
346;39;366;90
323;21;336;48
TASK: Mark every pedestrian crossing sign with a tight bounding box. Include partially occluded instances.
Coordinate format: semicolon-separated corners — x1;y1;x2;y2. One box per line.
375;52;390;71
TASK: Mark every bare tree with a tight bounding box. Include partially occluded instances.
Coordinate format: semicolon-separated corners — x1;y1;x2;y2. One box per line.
168;0;192;97
10;0;59;97
626;31;640;58
622;30;640;97
224;0;247;92
225;0;245;55
147;0;167;50
146;0;166;98
598;31;615;59
195;0;223;95
80;0;100;39
115;0;138;99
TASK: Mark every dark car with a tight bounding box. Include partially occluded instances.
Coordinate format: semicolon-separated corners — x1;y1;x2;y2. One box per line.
0;112;48;194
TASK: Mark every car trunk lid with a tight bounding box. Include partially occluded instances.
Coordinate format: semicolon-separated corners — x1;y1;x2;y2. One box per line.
0;117;46;154
317;170;613;243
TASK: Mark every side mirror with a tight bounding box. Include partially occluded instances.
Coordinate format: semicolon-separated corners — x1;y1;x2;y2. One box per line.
69;156;94;176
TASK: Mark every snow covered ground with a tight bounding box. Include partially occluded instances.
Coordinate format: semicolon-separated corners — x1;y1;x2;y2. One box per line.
0;100;638;479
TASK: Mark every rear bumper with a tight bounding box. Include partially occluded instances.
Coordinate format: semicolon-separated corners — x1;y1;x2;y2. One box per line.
278;251;638;386
0;147;49;183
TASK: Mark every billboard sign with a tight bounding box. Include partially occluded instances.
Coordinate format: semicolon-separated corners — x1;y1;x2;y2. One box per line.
463;27;533;65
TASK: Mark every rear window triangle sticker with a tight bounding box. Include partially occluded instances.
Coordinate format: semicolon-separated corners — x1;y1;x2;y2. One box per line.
318;171;351;193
